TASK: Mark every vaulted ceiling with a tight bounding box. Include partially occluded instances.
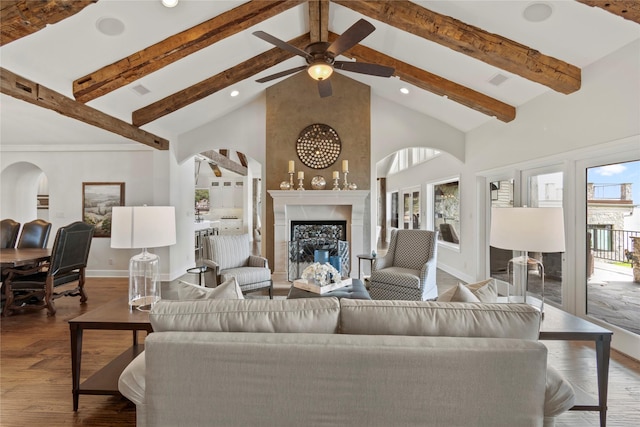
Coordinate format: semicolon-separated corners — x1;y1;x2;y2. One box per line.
1;0;639;150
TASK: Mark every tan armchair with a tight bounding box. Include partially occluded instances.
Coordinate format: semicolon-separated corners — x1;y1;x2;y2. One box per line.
369;229;438;301
203;234;272;298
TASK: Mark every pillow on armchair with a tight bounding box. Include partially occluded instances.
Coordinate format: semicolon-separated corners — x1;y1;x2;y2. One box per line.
438;279;497;303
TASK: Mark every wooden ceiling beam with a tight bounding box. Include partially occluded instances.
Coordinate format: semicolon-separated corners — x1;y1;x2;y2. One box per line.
309;0;329;43
237;152;249;168
328;33;515;123
576;0;640;24
332;0;581;94
73;0;305;103
202;150;247;176
0;0;96;46
132;34;311;126
0;67;169;150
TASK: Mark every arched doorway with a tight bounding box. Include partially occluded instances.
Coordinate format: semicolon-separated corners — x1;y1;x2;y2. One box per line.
1;162;48;223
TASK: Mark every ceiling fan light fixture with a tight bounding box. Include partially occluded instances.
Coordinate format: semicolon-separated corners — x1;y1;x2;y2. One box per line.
307;62;333;81
161;0;179;8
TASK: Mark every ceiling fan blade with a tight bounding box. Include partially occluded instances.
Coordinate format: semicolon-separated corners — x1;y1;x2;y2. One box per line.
256;66;307;83
253;31;311;60
334;61;395;78
318;79;332;98
326;19;375;57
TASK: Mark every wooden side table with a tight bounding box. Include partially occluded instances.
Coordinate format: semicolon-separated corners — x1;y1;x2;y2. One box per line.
68;297;152;411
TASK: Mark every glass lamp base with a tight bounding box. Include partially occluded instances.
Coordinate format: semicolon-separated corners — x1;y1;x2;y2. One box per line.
129;249;161;311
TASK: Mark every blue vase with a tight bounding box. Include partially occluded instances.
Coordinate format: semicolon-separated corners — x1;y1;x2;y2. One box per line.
314;250;329;264
330;256;342;276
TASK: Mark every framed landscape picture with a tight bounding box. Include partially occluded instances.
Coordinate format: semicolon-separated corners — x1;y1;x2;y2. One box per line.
82;182;125;238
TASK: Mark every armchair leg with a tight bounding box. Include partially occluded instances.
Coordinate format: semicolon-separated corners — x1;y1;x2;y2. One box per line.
268;281;273;299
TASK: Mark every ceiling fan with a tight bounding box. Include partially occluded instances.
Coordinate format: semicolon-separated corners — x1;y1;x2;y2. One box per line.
253;19;395;98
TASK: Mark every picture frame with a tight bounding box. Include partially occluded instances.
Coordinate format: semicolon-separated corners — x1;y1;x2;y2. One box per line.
82;182;125;238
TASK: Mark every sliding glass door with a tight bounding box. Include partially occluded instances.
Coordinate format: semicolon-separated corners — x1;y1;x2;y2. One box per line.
585;160;639;337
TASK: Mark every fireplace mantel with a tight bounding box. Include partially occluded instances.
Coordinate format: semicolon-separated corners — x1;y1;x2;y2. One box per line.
268;190;369;280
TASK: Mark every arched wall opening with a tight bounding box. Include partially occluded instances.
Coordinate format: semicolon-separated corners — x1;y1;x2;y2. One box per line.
1;162;47;224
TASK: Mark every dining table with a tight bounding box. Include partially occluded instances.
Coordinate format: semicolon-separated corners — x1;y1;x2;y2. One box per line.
0;248;51;268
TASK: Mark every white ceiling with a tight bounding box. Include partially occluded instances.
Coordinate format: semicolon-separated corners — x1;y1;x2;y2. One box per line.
1;0;638;148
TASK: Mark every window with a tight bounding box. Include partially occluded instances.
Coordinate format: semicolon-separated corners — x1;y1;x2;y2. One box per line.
432;179;460;245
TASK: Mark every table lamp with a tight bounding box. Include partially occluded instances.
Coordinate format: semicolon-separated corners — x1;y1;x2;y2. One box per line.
489;207;565;312
111;206;176;311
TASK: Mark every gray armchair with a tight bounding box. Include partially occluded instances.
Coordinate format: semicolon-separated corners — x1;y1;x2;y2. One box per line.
369;229;438;301
203;234;272;298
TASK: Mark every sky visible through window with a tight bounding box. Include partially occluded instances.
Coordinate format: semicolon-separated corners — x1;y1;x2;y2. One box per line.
587;160;640;203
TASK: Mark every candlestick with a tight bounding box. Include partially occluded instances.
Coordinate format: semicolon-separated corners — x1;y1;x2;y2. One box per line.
342;160;349;173
288;160;295;174
332;175;341;191
288;172;295;190
342;171;350;190
297;176;305;191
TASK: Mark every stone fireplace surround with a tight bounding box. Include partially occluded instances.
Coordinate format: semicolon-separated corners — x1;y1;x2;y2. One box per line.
268;190;369;282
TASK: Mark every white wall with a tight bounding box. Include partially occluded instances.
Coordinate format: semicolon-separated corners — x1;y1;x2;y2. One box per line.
0;144;183;280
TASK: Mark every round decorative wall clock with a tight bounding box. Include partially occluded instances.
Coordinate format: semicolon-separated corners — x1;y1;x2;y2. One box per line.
296;123;341;169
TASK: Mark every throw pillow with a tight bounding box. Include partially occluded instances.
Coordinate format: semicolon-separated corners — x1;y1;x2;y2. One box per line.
437;279;496;303
465;278;497;303
438;283;481;303
177;277;244;300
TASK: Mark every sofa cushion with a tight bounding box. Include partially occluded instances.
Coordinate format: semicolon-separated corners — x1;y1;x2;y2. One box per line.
438;279;497;303
150;297;340;333
339;299;541;339
176;277;244;300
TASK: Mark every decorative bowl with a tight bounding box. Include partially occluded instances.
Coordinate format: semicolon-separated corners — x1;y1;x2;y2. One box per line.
311;175;327;190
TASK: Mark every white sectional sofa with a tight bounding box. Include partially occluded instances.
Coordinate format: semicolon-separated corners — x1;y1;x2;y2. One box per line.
119;298;574;427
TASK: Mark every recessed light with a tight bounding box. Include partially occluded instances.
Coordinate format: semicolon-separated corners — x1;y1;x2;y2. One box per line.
95;17;125;36
162;0;179;8
230;90;240;97
400;87;409;95
523;3;553;23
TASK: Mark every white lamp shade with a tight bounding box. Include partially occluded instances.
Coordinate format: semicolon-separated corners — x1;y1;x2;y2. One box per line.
490;207;565;253
111;206;176;249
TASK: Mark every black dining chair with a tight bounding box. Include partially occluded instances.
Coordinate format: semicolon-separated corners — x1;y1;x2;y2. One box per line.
1;219;21;248
2;221;95;316
16;219;52;249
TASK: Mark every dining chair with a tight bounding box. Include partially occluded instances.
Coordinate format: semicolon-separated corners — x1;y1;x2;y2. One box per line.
1;219;20;248
16;219;52;249
2;221;95;316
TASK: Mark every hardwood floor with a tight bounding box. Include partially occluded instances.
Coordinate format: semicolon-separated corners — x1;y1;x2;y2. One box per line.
1;277;639;426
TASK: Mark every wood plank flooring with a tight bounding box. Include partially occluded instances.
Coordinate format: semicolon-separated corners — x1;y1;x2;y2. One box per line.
1;277;639;426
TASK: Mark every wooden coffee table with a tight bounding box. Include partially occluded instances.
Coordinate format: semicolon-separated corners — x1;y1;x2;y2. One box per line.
68;296;152;411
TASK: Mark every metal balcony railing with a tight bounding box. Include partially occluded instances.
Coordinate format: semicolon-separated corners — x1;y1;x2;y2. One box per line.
587;226;639;263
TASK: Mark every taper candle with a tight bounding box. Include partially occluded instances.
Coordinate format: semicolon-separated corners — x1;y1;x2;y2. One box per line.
288;160;295;173
342;160;349;173
332;171;339;179
298;171;304;179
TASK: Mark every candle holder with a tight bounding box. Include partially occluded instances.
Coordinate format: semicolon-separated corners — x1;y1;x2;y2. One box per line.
288;172;295;191
297;177;305;191
342;171;350;191
332;176;341;191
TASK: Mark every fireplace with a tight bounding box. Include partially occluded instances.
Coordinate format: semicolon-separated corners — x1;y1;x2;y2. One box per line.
289;220;349;280
268;190;369;281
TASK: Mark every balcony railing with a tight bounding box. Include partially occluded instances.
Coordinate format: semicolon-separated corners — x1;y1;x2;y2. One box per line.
587;226;639;263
